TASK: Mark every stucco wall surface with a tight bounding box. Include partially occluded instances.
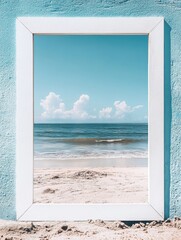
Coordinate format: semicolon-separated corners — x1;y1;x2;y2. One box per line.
0;0;180;219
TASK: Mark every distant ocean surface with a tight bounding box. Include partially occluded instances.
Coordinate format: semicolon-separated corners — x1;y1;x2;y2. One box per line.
34;124;148;165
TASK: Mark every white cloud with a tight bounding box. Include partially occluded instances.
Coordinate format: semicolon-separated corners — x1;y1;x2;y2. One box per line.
70;94;90;119
98;101;143;120
40;92;91;120
113;100;143;119
114;101;131;118
99;107;112;119
40;92;143;121
133;105;143;110
40;92;65;119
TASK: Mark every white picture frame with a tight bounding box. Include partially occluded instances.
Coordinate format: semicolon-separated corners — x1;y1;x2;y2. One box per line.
16;17;164;221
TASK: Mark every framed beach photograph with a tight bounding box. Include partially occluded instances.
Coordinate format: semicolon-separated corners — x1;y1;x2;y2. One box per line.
16;17;164;221
33;35;148;204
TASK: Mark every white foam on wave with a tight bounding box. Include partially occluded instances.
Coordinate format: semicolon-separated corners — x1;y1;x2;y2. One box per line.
95;139;123;143
34;150;148;160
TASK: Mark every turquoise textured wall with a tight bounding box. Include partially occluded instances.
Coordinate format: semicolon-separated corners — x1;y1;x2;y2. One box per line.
0;0;180;219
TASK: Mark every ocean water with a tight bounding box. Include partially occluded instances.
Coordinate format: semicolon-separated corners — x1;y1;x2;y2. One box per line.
34;123;148;166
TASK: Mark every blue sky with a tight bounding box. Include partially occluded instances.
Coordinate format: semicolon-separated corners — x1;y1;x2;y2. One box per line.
34;35;148;123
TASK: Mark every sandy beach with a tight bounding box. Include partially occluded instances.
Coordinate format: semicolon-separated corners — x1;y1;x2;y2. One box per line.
0;218;181;240
34;167;148;203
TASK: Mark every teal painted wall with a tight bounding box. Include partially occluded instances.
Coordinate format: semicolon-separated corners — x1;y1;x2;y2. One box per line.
0;0;180;219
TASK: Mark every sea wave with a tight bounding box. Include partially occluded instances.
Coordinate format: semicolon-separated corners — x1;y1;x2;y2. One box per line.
49;137;145;145
34;150;148;160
